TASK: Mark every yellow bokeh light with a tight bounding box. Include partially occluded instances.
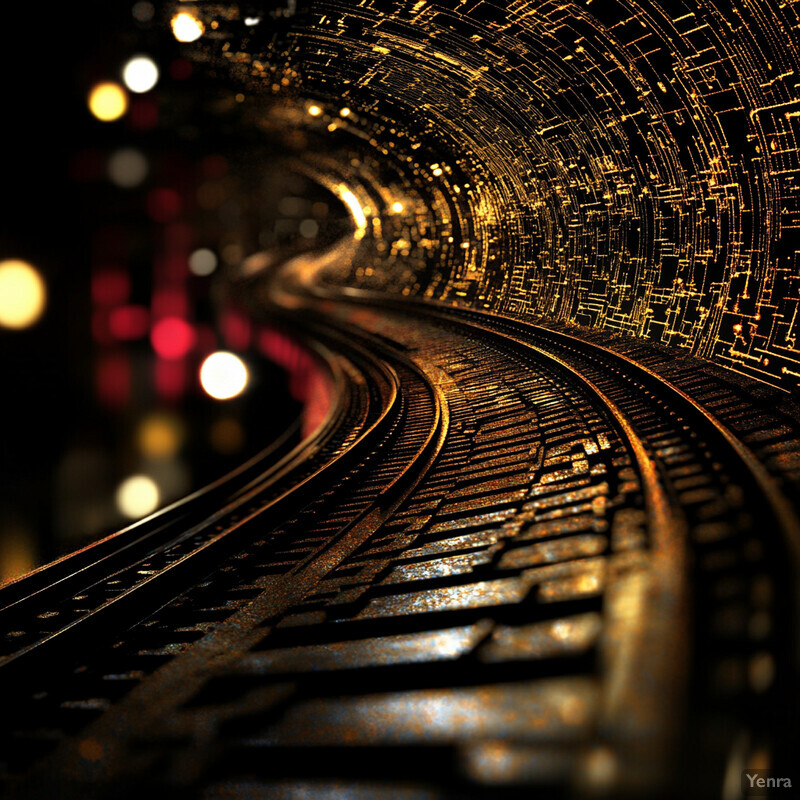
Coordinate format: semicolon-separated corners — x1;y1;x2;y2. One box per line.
199;352;249;400
0;260;46;329
171;11;205;42
308;105;322;117
88;82;128;122
116;475;160;519
392;201;404;213
137;413;184;458
339;107;351;117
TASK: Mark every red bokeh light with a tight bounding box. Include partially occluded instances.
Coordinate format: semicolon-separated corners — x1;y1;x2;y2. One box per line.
152;288;188;318
108;305;150;340
151;316;195;360
221;311;251;350
155;358;186;401
92;269;130;306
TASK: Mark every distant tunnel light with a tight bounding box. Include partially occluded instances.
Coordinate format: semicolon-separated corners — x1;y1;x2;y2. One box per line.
0;260;46;329
200;352;248;400
116;475;160;519
88;82;128;122
122;56;159;94
171;12;205;42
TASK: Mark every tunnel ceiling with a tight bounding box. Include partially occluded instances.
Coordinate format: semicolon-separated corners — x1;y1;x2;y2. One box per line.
185;0;800;392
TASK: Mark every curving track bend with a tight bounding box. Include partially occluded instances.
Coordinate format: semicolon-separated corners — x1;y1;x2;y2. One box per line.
1;268;799;799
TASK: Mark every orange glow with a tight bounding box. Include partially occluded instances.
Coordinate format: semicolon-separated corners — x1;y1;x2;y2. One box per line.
137;413;184;458
0;527;36;585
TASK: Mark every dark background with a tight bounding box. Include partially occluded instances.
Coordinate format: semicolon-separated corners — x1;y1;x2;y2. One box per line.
0;3;303;579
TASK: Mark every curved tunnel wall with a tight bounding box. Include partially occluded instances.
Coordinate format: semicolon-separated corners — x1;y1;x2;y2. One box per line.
202;0;800;391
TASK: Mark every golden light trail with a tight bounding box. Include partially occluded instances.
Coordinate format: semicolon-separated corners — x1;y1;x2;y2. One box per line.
337;185;368;240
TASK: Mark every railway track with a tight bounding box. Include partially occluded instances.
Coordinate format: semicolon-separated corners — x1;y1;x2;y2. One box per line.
1;277;798;799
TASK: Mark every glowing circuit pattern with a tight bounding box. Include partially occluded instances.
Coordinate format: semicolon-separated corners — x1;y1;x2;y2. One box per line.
191;0;800;391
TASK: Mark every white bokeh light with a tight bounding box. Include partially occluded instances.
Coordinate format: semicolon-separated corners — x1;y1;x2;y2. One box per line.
122;56;159;93
199;352;249;400
108;148;149;188
171;12;204;42
188;248;218;276
116;475;160;519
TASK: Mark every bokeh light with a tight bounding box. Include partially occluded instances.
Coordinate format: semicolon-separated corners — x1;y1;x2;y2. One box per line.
299;219;319;239
88;82;128;122
122;56;159;93
107;148;149;188
108;305;149;340
131;1;154;23
308;105;322;117
199;352;249;400
209;417;244;454
137;413;184;459
188;248;218;276
0;260;46;329
151;317;195;360
171;12;204;42
115;475;160;519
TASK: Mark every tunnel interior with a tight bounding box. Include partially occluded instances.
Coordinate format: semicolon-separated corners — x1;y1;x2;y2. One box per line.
182;0;800;392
